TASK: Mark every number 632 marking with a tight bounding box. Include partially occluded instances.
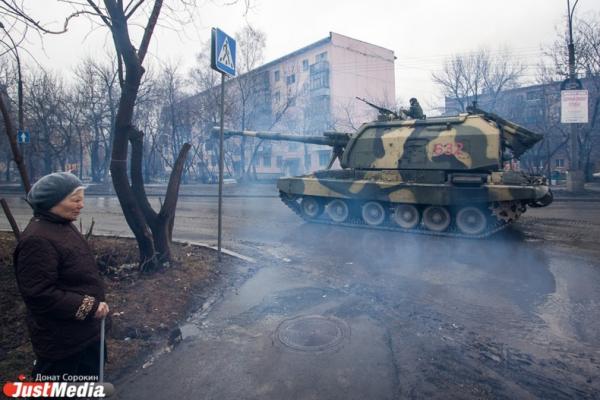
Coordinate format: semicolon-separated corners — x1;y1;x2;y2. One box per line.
432;142;464;157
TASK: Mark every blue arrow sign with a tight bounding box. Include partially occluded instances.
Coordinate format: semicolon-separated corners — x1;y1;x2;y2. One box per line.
211;28;236;76
17;129;30;144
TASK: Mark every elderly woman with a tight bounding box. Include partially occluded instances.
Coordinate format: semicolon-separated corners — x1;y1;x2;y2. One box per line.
14;172;109;381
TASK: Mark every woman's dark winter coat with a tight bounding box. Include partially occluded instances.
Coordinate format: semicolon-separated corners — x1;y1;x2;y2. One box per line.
13;211;105;360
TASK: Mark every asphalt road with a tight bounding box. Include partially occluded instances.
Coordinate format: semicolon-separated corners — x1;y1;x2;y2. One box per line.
1;191;599;399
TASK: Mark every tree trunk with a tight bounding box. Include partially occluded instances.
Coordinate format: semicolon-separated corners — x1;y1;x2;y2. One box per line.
78;133;84;180
130;127;190;264
105;0;165;271
240;136;247;180
5;153;10;182
111;92;158;270
103;0;198;271
158;142;191;256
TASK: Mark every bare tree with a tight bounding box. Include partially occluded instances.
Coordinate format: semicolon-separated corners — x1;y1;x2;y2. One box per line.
25;69;75;175
0;1;219;270
572;17;600;178
74;57;119;182
0;16;30;192
232;25;266;180
190;41;238;182
432;48;525;113
543;13;600;179
154;62;197;183
90;1;194;269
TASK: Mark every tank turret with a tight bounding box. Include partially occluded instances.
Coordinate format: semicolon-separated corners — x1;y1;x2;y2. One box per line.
222;108;552;237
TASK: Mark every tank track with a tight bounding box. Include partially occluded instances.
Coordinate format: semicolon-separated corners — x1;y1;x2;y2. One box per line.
279;191;510;239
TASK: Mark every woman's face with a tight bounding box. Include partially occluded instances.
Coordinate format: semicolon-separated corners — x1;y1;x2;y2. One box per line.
50;189;85;221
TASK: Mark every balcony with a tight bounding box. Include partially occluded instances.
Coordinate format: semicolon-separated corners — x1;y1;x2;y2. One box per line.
310;87;330;97
310;60;329;74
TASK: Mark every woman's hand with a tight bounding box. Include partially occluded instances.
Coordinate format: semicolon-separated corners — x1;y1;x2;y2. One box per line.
94;302;110;319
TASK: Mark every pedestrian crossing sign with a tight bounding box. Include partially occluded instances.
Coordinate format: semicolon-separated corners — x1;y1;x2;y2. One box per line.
211;28;236;76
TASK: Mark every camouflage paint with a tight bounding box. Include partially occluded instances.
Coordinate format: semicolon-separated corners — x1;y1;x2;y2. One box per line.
277;174;550;207
342;115;500;171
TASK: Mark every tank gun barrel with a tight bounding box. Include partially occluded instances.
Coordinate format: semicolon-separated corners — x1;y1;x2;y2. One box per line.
220;129;351;147
355;97;406;120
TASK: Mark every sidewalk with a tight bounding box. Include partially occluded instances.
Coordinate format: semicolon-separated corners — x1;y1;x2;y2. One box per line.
551;181;600;201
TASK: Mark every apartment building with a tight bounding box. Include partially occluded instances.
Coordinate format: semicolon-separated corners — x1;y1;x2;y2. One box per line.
221;32;396;179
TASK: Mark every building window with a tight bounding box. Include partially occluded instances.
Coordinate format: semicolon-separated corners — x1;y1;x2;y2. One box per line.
304;153;311;169
287;95;296;106
302;82;309;94
555;159;565;168
302;59;309;71
286;74;296;85
262;153;271;167
274;70;280;82
526;90;542;101
310;70;329;90
319;150;331;166
276;156;283;168
525;107;542;124
274;91;280;103
316;52;327;62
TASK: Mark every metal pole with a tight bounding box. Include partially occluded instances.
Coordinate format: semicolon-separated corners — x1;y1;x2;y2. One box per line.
217;73;225;261
99;317;105;383
568;0;578;170
566;0;584;192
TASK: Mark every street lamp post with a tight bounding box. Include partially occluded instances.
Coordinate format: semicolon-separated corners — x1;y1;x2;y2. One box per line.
565;0;585;192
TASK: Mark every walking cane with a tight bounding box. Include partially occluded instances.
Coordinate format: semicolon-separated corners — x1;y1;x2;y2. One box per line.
99;317;105;383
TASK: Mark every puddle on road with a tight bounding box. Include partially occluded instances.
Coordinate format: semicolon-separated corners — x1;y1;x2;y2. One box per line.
179;266;312;340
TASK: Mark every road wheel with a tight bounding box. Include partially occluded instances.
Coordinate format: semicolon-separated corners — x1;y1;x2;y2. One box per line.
422;206;451;232
361;201;386;226
326;199;350;223
300;197;323;219
456;206;487;235
393;204;420;229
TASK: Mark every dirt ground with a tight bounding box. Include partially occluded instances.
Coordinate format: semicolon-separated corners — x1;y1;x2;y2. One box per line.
0;231;232;383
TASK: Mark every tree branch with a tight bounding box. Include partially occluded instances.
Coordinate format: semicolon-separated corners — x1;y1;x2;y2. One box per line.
125;0;145;19
1;0;92;33
137;0;162;63
86;0;113;27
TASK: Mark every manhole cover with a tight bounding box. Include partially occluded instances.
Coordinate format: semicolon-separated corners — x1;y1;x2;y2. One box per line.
275;315;349;353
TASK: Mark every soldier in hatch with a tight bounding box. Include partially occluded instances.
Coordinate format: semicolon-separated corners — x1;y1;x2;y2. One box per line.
406;98;425;119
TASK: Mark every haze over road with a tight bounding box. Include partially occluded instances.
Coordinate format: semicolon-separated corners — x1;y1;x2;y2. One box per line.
1;189;599;399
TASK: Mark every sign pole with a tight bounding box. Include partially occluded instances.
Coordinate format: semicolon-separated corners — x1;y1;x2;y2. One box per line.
565;0;584;192
211;27;236;260
217;72;225;261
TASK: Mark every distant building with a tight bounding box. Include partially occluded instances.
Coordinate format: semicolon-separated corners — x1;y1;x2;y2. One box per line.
198;32;396;180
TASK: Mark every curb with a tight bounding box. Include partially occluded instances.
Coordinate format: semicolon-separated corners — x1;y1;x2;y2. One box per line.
91;232;257;264
176;240;256;264
0;229;256;264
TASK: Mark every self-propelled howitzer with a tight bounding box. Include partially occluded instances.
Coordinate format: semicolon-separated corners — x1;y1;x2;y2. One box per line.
223;108;553;237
